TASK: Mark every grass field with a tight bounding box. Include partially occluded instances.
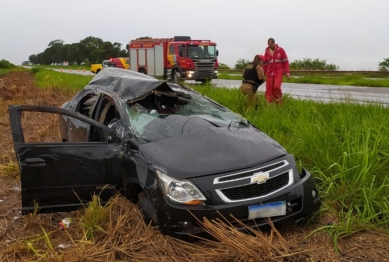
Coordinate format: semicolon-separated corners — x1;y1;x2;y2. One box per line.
31;64;91;71
31;68;94;90
0;69;9;75
1;69;388;261
29;66;389;88
191;84;389;243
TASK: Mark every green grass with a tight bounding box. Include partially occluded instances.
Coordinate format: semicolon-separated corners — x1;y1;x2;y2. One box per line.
190;84;389;246
30;64;90;71
0;66;29;76
29;68;389;88
218;73;389;87
286;74;389;87
31;67;93;90
0;69;9;75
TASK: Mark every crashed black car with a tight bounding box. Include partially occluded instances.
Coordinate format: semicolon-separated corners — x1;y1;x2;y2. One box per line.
9;67;321;236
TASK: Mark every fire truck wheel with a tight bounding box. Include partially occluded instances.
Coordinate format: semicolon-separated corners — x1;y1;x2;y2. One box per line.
172;69;182;83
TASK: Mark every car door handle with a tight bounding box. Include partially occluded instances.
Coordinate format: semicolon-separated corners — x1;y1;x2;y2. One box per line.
24;158;46;166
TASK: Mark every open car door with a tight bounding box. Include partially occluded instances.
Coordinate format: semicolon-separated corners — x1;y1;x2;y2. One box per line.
8;105;123;215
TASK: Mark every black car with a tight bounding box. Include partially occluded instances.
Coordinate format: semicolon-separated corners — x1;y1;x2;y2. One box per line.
9;68;321;236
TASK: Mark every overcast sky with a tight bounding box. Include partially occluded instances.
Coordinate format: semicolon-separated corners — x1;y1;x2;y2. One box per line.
1;0;388;70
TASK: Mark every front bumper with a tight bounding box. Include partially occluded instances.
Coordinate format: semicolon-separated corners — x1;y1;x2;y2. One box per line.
183;70;218;81
148;167;321;235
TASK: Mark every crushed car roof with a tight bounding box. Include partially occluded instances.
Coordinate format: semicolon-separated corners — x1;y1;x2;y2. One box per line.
85;67;176;101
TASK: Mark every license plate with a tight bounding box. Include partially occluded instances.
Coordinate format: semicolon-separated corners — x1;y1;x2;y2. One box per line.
248;201;286;220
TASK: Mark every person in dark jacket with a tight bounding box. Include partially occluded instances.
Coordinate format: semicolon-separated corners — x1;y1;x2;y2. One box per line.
240;55;265;112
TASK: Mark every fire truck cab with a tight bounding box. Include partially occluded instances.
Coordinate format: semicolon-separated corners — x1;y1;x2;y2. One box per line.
129;36;219;84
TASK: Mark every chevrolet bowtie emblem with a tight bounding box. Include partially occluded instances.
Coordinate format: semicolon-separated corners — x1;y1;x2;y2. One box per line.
251;172;270;184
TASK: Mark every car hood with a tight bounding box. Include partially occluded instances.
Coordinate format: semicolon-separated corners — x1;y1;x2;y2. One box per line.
139;126;287;179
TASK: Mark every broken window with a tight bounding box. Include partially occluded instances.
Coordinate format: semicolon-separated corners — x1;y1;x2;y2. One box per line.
125;88;247;143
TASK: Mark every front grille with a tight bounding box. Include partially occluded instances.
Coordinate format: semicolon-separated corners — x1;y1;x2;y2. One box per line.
220;171;290;201
217;161;286;183
194;62;214;77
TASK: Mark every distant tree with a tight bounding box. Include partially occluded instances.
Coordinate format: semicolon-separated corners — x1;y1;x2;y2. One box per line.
218;62;230;69
378;57;389;71
290;58;339;70
45;39;66;64
79;36;105;63
28;54;38;64
0;59;15;69
234;58;250;69
137;36;152;39
48;39;65;48
28;37;130;65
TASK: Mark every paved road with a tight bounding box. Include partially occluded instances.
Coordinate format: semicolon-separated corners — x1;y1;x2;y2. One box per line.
27;67;389;106
188;79;389;106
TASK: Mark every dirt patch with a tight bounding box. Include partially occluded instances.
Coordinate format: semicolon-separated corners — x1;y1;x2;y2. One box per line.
0;71;388;261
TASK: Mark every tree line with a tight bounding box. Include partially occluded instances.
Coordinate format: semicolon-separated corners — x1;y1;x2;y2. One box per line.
232;58;339;70
231;57;389;71
28;36;129;66
27;37;389;71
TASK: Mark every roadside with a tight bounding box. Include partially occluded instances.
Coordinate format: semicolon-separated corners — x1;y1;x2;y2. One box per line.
0;70;388;261
22;65;389;88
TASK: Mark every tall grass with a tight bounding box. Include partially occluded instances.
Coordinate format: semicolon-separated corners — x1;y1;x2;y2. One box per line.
31;67;93;90
31;64;91;71
0;69;9;75
192;84;389;243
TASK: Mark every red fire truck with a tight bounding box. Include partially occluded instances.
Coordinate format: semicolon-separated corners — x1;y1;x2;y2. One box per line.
128;36;219;84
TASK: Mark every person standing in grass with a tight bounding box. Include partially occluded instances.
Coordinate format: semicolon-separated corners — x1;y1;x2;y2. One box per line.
262;38;290;104
240;54;265;112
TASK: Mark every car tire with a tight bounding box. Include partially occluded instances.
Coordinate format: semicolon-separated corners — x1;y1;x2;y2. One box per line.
139;68;147;74
138;192;159;226
96;69;101;74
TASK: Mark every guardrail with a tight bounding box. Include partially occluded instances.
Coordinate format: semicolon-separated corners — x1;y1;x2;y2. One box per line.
218;69;389;75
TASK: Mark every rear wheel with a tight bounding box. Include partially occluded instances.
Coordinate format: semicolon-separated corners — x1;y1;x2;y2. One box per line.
96;69;101;74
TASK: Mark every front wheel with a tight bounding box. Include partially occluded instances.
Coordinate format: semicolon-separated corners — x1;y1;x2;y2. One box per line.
138;192;159;226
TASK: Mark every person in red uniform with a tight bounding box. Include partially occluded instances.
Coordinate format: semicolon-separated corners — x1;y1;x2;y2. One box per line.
262;38;290;104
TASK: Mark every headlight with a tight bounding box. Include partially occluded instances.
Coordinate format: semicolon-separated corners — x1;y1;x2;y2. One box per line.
214;70;218;74
156;169;206;205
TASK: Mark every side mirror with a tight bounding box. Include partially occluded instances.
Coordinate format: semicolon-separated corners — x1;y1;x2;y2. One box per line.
216;50;219;57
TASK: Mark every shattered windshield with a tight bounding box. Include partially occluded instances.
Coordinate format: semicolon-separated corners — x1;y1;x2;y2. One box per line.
187;45;217;59
125;90;248;143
